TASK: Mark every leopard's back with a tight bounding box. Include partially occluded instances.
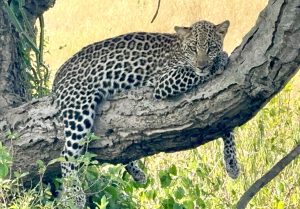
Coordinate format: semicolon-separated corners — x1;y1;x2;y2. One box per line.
53;32;178;103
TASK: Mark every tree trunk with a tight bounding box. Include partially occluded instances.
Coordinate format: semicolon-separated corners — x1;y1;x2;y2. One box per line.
0;3;27;110
0;0;299;185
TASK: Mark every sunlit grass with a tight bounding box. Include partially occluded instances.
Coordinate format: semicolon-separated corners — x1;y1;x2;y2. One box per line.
44;0;268;84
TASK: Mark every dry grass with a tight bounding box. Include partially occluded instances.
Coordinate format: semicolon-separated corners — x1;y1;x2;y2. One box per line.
44;0;267;81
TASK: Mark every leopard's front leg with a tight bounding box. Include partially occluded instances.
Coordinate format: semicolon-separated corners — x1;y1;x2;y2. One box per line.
211;51;229;75
153;66;201;100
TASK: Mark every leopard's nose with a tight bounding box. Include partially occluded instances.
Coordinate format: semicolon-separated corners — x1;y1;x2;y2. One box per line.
196;51;210;69
197;59;209;69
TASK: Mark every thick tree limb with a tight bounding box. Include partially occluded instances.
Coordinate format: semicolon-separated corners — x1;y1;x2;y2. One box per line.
0;0;299;186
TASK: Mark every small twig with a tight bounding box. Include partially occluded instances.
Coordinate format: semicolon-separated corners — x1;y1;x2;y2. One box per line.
38;15;44;65
236;143;300;209
38;15;50;91
150;0;161;23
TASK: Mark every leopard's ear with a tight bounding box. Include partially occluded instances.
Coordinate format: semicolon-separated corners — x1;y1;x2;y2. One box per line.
216;20;230;37
174;26;192;40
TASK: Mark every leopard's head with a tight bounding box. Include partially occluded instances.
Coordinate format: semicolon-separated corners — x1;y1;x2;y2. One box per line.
175;20;230;75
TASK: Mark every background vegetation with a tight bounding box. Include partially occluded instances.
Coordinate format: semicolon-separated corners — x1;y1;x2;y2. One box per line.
1;0;299;208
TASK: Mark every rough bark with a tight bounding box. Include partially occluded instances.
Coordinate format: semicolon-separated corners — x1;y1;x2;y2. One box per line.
0;3;27;110
0;0;55;110
0;0;299;185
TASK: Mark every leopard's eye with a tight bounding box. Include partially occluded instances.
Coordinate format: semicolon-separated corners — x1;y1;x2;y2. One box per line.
188;46;197;53
206;47;211;54
207;43;218;55
189;40;197;46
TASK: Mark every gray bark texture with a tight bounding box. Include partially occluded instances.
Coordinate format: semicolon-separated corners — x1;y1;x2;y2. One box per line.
0;0;299;185
0;4;27;110
0;0;55;111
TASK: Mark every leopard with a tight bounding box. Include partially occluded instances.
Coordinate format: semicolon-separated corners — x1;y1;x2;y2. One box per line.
52;19;239;208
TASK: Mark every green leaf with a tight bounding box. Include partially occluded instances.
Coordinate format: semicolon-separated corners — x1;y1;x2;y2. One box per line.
173;203;184;209
174;187;185;200
97;195;109;209
168;164;177;176
181;177;192;189
162;196;175;209
18;172;29;179
0;163;9;178
144;189;157;200
124;182;134;194
278;182;285;193
105;186;118;200
183;200;194;209
196;198;206;209
87;133;101;142
36;159;46;174
231;189;237;196
87;165;99;178
195;185;200;196
159;171;172;188
277;200;284;209
47;157;65;166
36;159;45;167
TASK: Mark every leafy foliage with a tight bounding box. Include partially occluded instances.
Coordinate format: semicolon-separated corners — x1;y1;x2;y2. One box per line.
0;142;11;178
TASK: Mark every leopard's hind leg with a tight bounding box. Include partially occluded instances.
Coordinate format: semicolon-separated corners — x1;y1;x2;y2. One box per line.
222;132;240;179
125;161;147;184
60;93;100;208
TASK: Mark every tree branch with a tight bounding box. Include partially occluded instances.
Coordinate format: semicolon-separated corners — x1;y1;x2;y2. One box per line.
236;143;300;209
0;0;299;186
150;0;161;23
